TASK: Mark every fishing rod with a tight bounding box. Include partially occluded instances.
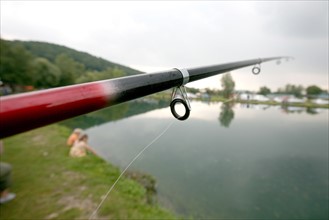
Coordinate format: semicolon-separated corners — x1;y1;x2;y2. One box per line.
0;56;291;138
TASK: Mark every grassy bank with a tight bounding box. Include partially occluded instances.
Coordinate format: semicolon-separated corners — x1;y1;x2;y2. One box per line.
234;99;329;108
0;124;177;219
208;97;329;108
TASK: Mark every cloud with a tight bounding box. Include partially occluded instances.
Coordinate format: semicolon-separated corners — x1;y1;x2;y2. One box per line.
0;1;328;91
258;1;328;39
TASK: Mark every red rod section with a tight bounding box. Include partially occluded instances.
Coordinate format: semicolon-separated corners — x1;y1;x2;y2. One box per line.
0;82;109;138
0;57;288;139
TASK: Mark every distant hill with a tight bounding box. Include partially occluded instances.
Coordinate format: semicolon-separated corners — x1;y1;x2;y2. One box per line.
13;40;143;76
1;39;143;92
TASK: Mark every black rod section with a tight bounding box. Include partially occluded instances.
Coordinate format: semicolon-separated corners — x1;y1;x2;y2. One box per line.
107;56;288;105
0;56;288;138
187;57;283;82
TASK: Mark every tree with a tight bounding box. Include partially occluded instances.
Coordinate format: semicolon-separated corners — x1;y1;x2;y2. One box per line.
276;84;304;98
29;58;62;88
259;86;271;96
55;53;85;86
102;67;125;79
186;87;200;94
221;73;235;99
75;71;99;84
306;85;322;96
288;84;303;98
75;67;125;84
0;39;34;86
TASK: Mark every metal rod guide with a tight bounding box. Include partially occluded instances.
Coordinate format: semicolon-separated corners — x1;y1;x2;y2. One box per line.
170;68;191;120
252;58;262;75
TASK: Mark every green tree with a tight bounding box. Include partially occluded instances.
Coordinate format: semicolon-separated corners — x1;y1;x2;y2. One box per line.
0;39;34;86
218;102;235;128
75;67;125;84
186;87;200;94
18;40;142;75
55;53;85;86
277;84;304;98
101;67;125;79
221;73;235;98
289;84;303;97
306;85;322;96
75;71;98;84
258;86;271;96
29;58;62;88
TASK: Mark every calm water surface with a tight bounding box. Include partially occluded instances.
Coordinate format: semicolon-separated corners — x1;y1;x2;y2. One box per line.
86;101;328;219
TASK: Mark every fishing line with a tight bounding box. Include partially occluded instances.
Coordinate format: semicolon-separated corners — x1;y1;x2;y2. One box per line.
89;120;175;220
223;96;236;104
89;95;236;219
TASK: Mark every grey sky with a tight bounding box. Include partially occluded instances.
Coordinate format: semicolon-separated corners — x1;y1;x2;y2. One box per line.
1;1;328;91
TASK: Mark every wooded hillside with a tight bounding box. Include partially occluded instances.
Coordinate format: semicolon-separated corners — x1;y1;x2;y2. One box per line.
0;39;143;92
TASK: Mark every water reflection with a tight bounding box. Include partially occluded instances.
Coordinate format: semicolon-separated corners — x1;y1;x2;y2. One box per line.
84;101;328;219
239;103;325;116
60;98;168;129
218;102;235;127
61;98;326;130
240;103;271;110
306;107;322;115
281;106;305;114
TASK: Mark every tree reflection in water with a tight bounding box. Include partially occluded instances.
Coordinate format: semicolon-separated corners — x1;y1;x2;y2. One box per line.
218;102;235;128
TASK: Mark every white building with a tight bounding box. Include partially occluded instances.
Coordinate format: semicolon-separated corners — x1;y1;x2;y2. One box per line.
238;93;269;101
312;98;329;105
287;97;305;103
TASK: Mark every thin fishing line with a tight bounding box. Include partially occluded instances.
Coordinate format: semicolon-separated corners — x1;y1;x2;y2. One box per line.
89;94;235;219
89;120;175;220
222;92;241;104
223;98;234;104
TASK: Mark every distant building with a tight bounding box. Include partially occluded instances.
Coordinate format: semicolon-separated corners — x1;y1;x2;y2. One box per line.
287;97;305;103
267;94;293;103
312;98;329;105
267;94;306;104
252;94;270;102
238;93;269;101
238;93;328;105
239;93;251;101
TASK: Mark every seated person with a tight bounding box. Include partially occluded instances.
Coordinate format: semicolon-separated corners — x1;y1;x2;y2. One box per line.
0;141;15;204
66;128;83;147
69;134;98;158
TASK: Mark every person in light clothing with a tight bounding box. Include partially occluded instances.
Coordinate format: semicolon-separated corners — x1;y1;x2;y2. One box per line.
67;128;83;147
69;134;98;158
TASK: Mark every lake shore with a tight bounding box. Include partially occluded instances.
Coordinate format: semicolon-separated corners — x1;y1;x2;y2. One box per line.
218;98;329;109
149;92;329;109
0;124;177;219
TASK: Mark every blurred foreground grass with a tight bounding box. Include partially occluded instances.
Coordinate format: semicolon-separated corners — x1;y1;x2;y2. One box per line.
0;124;177;219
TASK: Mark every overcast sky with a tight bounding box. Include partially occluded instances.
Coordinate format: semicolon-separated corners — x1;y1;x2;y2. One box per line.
1;1;328;91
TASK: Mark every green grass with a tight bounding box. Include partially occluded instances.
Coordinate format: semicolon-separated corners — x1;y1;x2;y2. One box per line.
0;124;177;219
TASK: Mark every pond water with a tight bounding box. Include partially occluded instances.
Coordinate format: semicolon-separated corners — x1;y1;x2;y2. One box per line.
80;100;328;219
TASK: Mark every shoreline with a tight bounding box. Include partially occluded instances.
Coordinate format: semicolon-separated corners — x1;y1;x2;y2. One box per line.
207;96;329;109
0;124;177;219
148;92;329;109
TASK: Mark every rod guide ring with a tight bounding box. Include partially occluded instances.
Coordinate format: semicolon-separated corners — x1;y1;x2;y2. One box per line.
252;59;262;75
170;98;190;120
252;66;261;75
170;86;191;121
